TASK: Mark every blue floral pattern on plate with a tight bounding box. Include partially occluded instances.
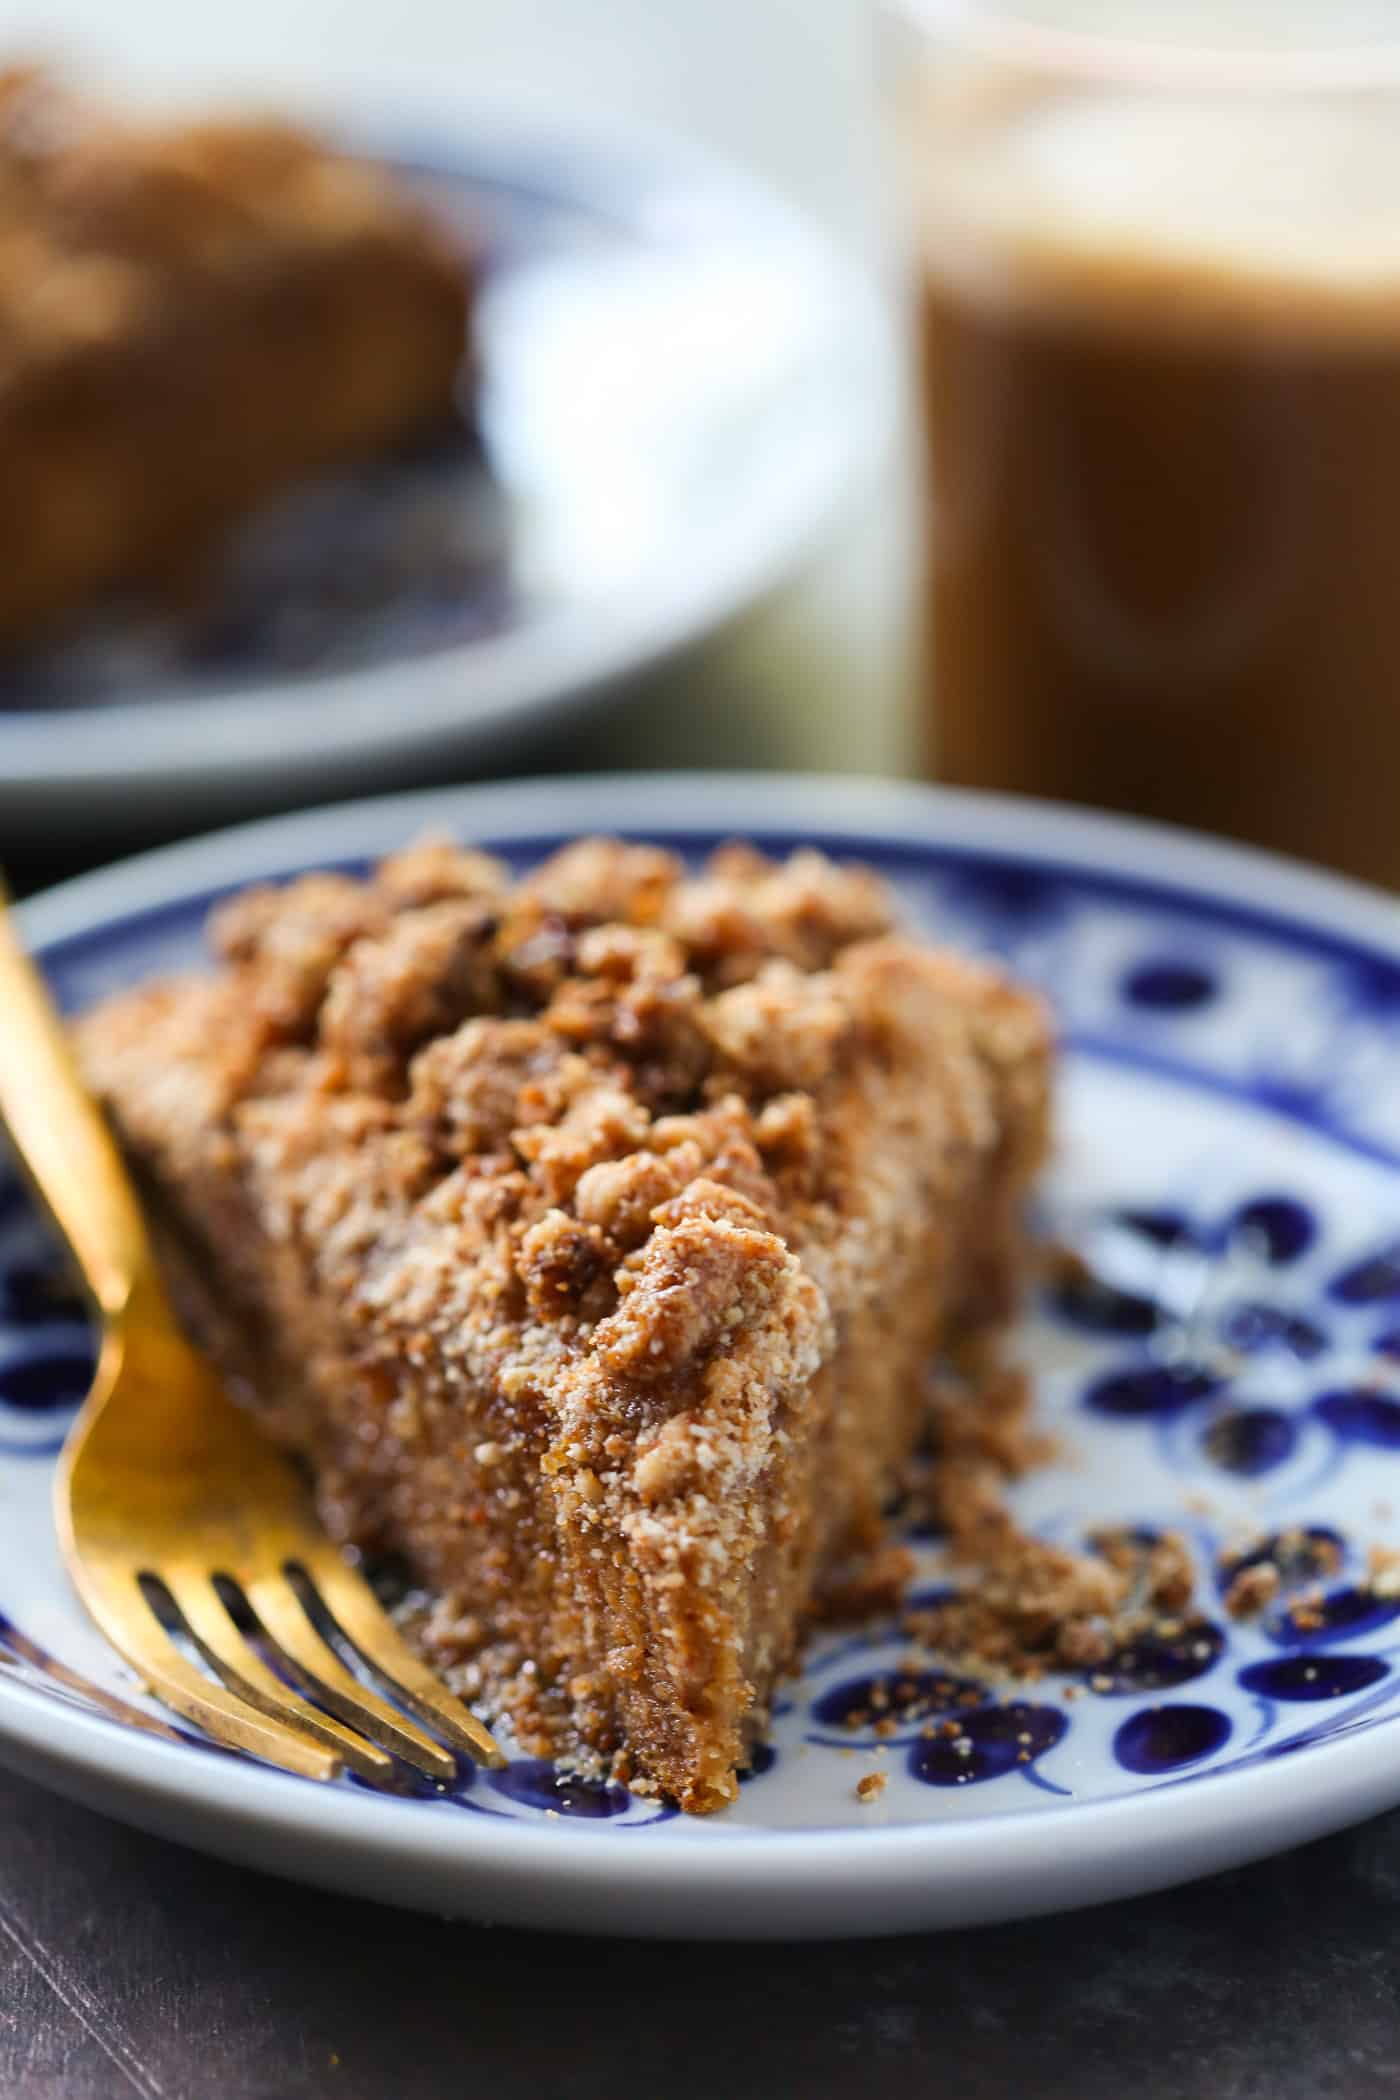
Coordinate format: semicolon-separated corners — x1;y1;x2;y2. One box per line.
7;821;1400;1833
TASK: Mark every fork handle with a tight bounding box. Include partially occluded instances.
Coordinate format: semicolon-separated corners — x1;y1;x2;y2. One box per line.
0;889;152;1319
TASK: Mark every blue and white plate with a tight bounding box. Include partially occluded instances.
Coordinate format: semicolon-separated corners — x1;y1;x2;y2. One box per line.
4;774;1400;1939
0;119;891;833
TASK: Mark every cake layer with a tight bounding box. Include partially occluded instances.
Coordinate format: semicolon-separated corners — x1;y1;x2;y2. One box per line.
80;837;1052;1809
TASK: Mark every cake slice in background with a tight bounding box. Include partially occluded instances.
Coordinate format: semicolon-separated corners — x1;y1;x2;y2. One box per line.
0;65;471;641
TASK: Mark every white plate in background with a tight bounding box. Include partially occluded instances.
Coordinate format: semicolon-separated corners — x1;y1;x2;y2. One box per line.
0;124;895;834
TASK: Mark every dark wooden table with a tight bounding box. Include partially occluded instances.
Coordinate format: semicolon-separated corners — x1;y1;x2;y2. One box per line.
4;1765;1400;2100
8;771;1400;2100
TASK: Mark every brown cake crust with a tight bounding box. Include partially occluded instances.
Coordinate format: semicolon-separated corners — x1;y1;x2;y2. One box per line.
0;66;469;639
80;837;1052;1811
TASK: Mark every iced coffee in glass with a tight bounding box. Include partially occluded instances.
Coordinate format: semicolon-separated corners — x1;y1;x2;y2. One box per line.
889;3;1400;885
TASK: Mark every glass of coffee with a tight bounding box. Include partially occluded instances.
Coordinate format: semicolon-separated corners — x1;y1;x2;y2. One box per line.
887;1;1400;886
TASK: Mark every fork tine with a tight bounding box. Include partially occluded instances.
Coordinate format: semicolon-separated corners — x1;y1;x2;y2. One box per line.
74;1566;340;1782
243;1572;457;1785
160;1567;404;1787
292;1546;505;1768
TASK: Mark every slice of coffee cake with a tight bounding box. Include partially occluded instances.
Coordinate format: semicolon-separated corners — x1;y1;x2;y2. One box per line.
0;66;470;641
79;837;1051;1810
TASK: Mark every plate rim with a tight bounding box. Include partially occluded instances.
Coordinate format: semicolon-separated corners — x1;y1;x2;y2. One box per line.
8;770;1400;1936
21;768;1400;958
0;108;895;804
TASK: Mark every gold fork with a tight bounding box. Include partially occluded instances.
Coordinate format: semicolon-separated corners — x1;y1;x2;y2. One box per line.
0;891;502;1788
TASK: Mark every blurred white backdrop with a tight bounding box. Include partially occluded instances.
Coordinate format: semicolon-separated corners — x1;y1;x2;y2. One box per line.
0;0;913;777
0;0;885;247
